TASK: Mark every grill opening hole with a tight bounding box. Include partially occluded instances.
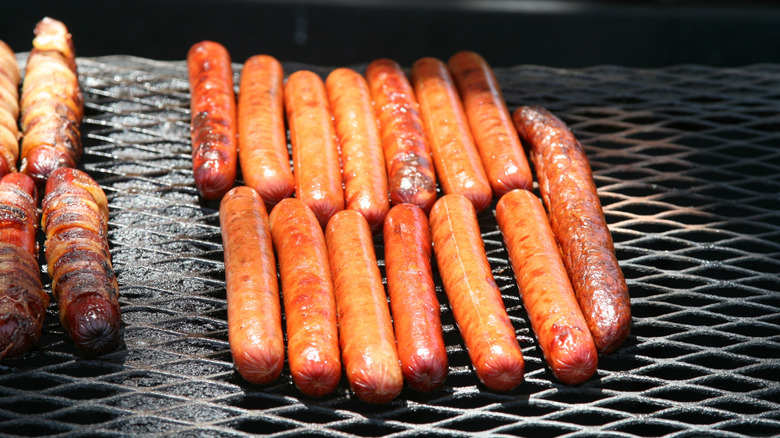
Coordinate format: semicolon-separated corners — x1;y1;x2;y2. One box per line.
0;374;65;391
0;422;69;437
631;302;681;319
233;417;296;434
332;420;404;437
727;342;780;359
671;332;739;348
53;408;119;425
699;376;763;393
552;410;628;426
542;388;608;404
500;422;577;438
642;363;706;381
445;415;517;432
601;377;659;392
51;362;121;378
50;383;126;400
598;355;650;372
684;352;757;370
611;420;682;436
387;407;455;424
0;398;65;414
721;421;780;436
491;401;560;417
597;397;669;414
706;398;774;415
276;407;347;424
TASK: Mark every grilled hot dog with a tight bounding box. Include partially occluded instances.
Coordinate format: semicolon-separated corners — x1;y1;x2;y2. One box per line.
0;40;20;177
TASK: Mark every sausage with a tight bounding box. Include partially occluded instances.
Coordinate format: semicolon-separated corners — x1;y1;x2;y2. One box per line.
268;198;340;397
447;51;533;196
364;59;436;213
410;57;492;213
41;168;121;356
496;189;598;385
326;210;402;403
237;55;293;208
0;173;47;360
220;186;284;384
512;106;631;354
428;194;524;391
187;40;237;200
19;18;84;186
284;70;344;228
0;40;20;177
325;68;389;232
383;203;448;392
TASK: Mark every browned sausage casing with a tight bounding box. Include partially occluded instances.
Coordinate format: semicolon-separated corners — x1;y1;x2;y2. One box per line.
326;68;389;232
269;198;340;397
411;57;492;212
447;51;533;196
220;186;284;384
187;40;237;200
429;194;524;391
365;59;437;213
383;203;448;392
326;210;402;403
42;168;121;356
0;173;47;360
512;106;631;354
0;40;20;177
284;70;345;228
496;189;598;385
237;55;294;208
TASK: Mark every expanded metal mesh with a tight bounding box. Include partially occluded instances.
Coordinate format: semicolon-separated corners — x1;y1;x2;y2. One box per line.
0;56;778;437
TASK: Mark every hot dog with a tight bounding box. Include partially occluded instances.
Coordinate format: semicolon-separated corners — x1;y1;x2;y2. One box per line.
237;55;293;208
326;210;402;403
512;106;631;354
383;203;448;392
268;198;340;397
0;173;47;360
187;40;237;200
411;57;492;213
20;18;84;186
364;59;437;213
0;40;20;177
325;68;389;232
447;51;533;196
284;70;344;228
429;194;524;391
41;168;121;356
220;186;284;384
496;189;598;385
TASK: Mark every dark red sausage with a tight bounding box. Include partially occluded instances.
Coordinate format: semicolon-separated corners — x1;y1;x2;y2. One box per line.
187;40;237;200
447;51;533;196
237;55;294;208
496;189;598;385
513;106;631;354
326;68;389;232
220;186;284;384
326;210;402;403
284;70;345;228
383;203;448;392
365;59;437;213
42;168;121;356
429;194;524;391
411;57;492;213
268;198;341;397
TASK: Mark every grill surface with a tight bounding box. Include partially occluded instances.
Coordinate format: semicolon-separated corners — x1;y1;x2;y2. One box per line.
0;56;778;437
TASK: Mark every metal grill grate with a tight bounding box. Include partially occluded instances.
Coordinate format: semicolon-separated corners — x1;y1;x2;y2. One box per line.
0;56;778;437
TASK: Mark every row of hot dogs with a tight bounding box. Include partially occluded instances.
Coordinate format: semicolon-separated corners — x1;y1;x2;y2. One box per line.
0;18;121;360
190;40;631;402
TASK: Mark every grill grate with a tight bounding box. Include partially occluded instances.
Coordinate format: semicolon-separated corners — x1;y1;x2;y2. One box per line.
0;55;778;437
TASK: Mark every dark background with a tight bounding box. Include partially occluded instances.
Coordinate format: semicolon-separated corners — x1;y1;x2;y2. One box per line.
3;0;780;68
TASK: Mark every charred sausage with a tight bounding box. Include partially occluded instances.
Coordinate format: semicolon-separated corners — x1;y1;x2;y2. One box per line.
0;40;20;177
513;106;631;354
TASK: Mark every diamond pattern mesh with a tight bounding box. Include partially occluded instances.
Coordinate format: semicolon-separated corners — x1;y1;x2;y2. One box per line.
0;56;778;437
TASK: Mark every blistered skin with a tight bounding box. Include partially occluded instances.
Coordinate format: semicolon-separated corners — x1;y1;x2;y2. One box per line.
326;210;402;403
269;198;341;397
237;55;294;207
496;189;598;385
326;68;390;232
284;70;345;228
0;173;47;360
365;59;437;213
512;106;631;354
411;57;492;213
20;18;83;186
220;186;284;384
429;194;524;391
447;51;533;196
0;40;20;177
187;41;237;200
42;168;120;356
383;203;448;392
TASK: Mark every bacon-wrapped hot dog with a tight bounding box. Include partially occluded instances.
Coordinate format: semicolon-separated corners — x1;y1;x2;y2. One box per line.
447;51;532;196
42;168;121;356
20;17;83;186
0;173;47;360
237;55;293;208
0;40;20;177
513;106;631;354
187;41;237;200
365;59;436;213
